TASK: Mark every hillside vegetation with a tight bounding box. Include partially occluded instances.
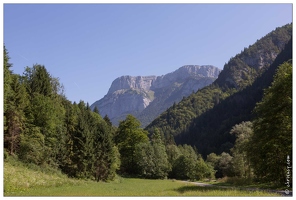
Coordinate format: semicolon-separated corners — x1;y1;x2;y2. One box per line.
146;23;292;156
176;38;292;157
4;155;87;196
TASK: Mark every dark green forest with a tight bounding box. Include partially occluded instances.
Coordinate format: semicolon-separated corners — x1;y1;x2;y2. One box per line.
4;23;292;186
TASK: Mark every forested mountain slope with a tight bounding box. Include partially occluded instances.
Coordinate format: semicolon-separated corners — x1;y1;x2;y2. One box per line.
146;23;292;156
176;38;292;157
216;24;292;89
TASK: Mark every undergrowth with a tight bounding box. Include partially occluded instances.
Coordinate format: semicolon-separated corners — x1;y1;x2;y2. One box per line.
4;155;87;195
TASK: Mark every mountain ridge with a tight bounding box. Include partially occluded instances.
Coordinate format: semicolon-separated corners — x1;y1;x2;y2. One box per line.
90;65;221;126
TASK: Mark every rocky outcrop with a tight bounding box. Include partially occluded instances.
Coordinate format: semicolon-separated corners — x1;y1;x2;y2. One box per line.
152;65;220;89
90;65;221;126
108;76;157;95
215;24;292;89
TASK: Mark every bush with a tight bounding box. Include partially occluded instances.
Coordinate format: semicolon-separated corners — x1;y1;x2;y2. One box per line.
223;176;253;186
4;150;8;160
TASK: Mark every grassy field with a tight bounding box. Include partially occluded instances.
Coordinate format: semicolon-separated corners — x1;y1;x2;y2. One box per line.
4;157;281;197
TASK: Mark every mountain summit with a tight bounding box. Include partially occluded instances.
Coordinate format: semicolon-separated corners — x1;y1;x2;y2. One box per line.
90;65;221;126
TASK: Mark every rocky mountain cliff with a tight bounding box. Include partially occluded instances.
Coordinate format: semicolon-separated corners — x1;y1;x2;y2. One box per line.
90;65;221;126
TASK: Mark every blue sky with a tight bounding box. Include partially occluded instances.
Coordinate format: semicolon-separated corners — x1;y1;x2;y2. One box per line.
3;3;292;104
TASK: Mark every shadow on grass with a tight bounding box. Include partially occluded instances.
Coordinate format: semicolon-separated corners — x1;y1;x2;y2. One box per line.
174;184;285;197
174;185;229;194
213;180;284;190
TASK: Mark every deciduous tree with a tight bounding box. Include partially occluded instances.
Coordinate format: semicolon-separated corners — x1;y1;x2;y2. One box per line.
115;115;149;174
230;121;253;178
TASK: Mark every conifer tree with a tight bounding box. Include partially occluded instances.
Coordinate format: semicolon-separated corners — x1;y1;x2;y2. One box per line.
93;106;100;114
3;46;13;126
24;64;53;97
103;115;112;127
4;74;28;155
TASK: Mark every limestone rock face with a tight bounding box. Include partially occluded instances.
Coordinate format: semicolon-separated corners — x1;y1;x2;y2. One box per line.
152;65;220;89
90;65;221;126
108;76;157;95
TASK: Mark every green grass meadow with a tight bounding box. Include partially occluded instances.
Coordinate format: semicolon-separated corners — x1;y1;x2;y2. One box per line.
4;157;281;197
